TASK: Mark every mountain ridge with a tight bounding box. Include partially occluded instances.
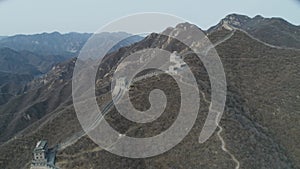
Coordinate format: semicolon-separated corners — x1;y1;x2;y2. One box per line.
207;13;300;49
0;14;299;169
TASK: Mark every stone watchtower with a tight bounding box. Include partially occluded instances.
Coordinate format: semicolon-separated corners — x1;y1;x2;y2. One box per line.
168;51;187;75
31;140;59;169
112;77;127;96
32;140;48;166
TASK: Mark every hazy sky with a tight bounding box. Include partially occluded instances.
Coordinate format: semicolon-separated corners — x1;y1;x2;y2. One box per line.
0;0;299;36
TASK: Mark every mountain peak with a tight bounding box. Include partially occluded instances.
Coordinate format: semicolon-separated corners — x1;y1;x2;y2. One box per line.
253;14;264;19
162;22;203;36
49;31;61;35
175;22;198;29
222;13;251;27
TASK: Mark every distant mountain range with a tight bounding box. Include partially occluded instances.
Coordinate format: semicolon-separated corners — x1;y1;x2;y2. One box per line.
0;48;69;75
0;32;91;56
0;32;143;57
0;32;142;106
0;36;8;40
0;32;142;75
0;14;299;169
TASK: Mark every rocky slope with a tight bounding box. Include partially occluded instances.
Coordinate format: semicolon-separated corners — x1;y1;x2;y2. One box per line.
0;71;33;105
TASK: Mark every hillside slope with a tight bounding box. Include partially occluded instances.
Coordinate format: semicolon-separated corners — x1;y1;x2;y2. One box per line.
0;16;299;169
